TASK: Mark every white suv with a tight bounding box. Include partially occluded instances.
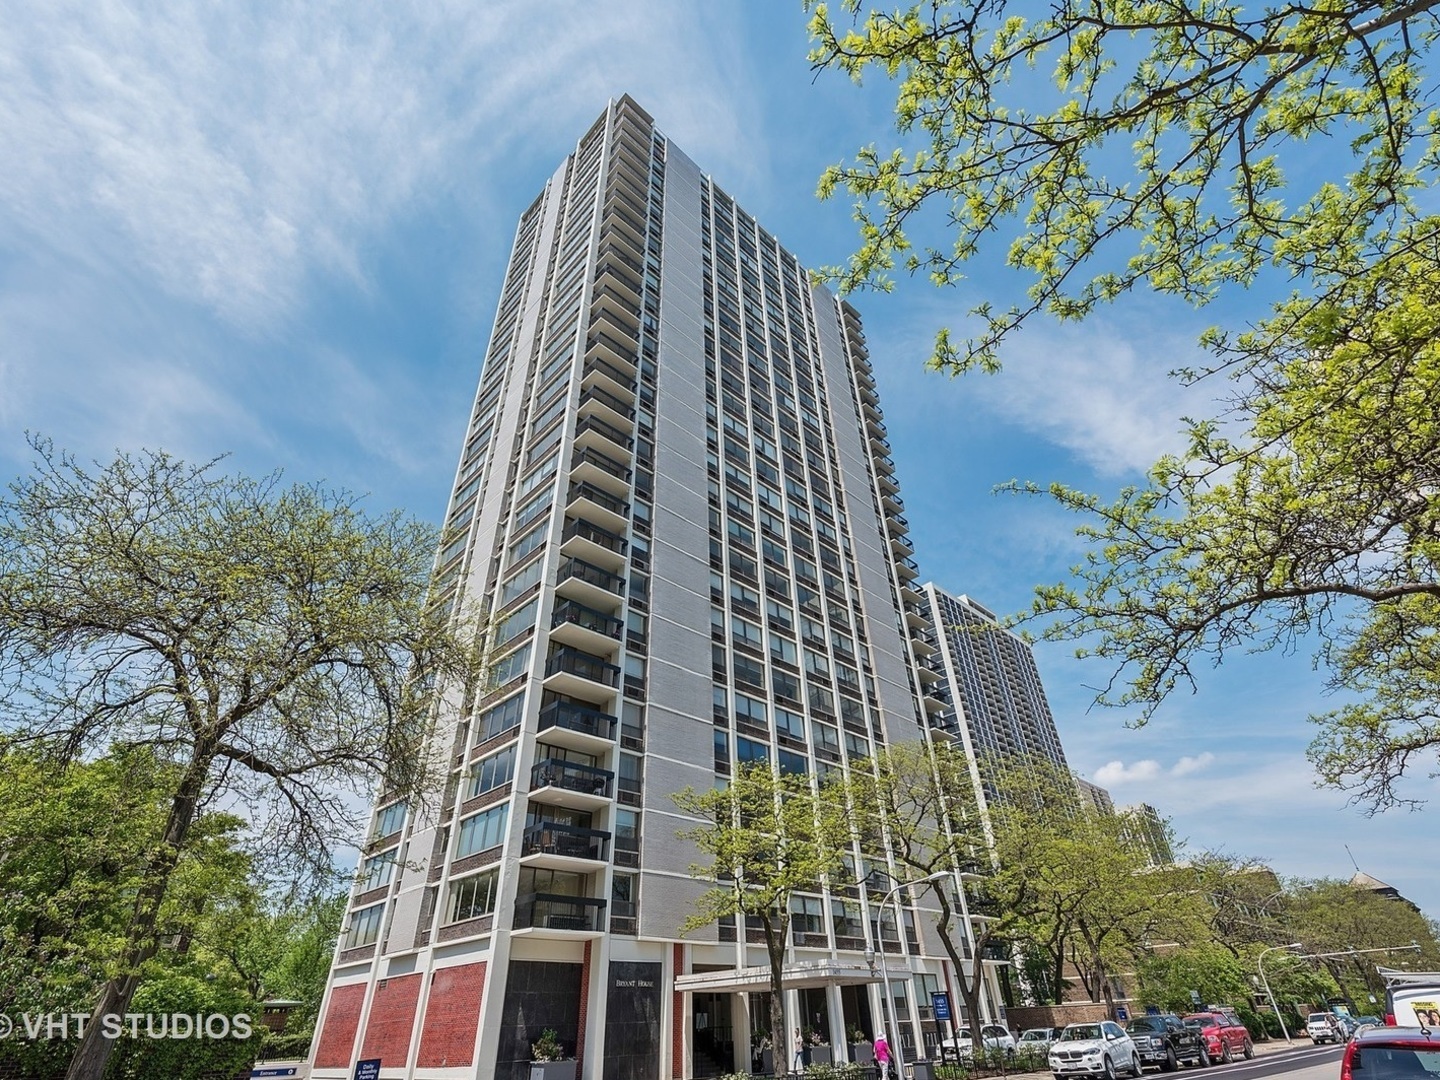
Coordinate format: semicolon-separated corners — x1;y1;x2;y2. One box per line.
1049;1021;1141;1080
943;1023;1018;1060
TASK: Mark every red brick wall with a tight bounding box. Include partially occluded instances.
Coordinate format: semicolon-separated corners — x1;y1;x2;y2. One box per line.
313;983;367;1069
360;972;422;1068
671;943;684;1079
576;943;592;1075
416;961;488;1068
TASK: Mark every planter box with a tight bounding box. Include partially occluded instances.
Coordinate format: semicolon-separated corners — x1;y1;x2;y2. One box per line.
852;1042;875;1065
530;1061;575;1080
811;1044;832;1065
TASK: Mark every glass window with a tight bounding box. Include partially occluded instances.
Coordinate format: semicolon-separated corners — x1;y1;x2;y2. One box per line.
344;904;384;948
501;558;544;604
447;871;500;923
736;737;769;764
456;803;510;857
358;849;397;892
477;693;525;741
491;643;531;685
778;748;808;775
372;802;406;839
466;745;516;799
494;599;538;646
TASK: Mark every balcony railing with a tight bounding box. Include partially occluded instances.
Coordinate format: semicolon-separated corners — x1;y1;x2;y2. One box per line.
551;599;623;640
521;821;611;861
572;445;631;484
545;647;620;687
562;517;628;556
513;893;607;932
537;699;618;741
579;384;636;422
531;757;614;799
568;481;629;520
575;412;634;451
557;556;624;596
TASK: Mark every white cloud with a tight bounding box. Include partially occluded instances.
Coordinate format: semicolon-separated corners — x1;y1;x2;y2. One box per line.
0;2;756;329
1094;758;1162;785
1170;751;1216;777
970;317;1214;477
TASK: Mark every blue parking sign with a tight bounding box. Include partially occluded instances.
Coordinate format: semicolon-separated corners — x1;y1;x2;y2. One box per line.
932;992;952;1021
354;1060;381;1080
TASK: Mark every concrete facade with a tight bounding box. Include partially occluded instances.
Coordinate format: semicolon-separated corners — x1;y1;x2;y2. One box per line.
310;97;995;1080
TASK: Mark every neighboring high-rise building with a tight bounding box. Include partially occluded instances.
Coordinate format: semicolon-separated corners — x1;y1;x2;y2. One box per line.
917;586;1069;811
1117;803;1173;866
1073;774;1115;816
309;97;995;1080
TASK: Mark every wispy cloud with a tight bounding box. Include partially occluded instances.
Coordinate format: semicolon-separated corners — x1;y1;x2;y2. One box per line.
970;316;1215;477
1171;751;1216;777
0;3;756;330
1093;758;1163;785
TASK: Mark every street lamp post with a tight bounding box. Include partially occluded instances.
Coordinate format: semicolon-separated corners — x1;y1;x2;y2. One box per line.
1258;944;1302;1043
877;870;950;1080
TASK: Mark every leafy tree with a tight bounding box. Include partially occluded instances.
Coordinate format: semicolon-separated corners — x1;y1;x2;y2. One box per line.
1281;879;1440;1003
0;439;486;1080
848;742;1020;1045
0;746;265;1080
673;764;851;1058
808;0;1440;803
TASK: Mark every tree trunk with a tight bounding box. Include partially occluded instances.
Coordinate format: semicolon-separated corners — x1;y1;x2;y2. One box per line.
933;889;986;1047
765;916;789;1073
65;750;213;1080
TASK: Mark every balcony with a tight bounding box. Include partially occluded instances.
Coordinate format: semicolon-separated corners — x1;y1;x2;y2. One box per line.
575;412;634;457
560;516;628;570
595;261;642;307
876;468;900;496
544;646;619;701
895;556;920;580
550;598;623;652
512;893;607;937
537;699;618;753
530;757;614;809
570;444;631;497
891;533;916;558
582;354;638;404
567;482;630;534
520;821;611;870
903;602;932;630
556;555;625;609
578;383;635;430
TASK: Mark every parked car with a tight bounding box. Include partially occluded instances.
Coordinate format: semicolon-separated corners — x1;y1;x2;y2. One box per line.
1307;1012;1345;1045
1049;1020;1142;1080
1020;1027;1067;1053
1182;1012;1253;1063
1125;1013;1210;1071
1353;1015;1383;1029
943;1023;1018;1060
1339;1024;1440;1080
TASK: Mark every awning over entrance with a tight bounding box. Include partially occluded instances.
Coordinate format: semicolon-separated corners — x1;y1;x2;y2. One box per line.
674;960;881;994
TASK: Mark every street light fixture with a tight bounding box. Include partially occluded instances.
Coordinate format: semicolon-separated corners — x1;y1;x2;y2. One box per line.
1257;943;1302;1043
877;870;951;1080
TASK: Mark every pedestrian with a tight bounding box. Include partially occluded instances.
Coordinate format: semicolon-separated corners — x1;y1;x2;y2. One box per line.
874;1031;891;1080
794;1027;806;1072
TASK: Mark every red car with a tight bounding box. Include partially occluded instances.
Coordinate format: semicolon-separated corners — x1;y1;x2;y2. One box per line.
1340;1025;1440;1080
1180;1013;1253;1064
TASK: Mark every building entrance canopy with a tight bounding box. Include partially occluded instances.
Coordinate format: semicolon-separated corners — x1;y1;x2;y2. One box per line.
674;960;881;994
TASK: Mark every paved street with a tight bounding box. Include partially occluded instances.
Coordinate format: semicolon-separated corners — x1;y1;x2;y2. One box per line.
991;1040;1344;1080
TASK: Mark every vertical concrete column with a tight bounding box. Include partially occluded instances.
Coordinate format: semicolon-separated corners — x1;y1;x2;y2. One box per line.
734;992;752;1074
826;983;848;1061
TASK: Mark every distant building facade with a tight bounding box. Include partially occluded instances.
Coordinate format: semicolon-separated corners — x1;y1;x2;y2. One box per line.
1073;775;1115;816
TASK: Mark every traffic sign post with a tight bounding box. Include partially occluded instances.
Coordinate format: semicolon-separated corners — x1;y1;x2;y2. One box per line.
932;992;953;1067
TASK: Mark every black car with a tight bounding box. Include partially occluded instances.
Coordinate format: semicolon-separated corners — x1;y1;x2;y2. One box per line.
1125;1014;1209;1071
1339;1024;1438;1080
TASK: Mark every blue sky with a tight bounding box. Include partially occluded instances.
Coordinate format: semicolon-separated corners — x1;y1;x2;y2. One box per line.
2;3;1434;917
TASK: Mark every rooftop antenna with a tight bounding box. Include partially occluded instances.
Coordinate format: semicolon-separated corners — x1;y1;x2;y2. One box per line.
1344;844;1361;873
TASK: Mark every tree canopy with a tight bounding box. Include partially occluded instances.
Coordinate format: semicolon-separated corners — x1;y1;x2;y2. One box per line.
0;438;484;1080
809;0;1440;805
673;764;851;1056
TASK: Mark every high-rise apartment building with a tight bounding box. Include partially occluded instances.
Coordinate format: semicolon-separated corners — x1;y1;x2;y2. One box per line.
1073;775;1116;816
309;97;994;1080
918;586;1069;811
1116;803;1174;866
